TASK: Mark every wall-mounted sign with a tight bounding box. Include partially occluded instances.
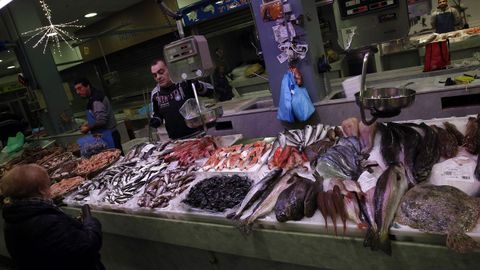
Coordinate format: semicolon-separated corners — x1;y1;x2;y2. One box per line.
338;0;399;19
181;0;250;27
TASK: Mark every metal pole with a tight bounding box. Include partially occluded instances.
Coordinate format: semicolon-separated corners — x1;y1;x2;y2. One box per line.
191;82;207;134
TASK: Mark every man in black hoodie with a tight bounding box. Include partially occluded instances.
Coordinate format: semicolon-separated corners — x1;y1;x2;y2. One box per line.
0;164;105;270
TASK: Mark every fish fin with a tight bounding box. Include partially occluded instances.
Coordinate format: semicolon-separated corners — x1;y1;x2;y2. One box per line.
446;231;479;253
377;232;392;256
363;226;377;249
235;220;254;237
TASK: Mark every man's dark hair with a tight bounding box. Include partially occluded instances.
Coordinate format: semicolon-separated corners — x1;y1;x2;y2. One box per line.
151;58;166;66
73;78;91;87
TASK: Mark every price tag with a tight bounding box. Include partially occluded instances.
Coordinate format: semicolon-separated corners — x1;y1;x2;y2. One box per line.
357;171;378;192
277;52;288;63
272;24;289;43
439;161;474;183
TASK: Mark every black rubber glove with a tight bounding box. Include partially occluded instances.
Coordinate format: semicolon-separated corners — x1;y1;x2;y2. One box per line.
81;204;92;220
149;117;162;128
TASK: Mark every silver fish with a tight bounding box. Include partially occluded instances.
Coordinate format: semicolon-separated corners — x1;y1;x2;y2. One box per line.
240;170;296;234
318;126;329;141
304;125;314;147
228;168;283;219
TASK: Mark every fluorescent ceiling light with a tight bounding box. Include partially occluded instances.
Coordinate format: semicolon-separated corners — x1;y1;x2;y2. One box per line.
47;32;57;37
84;12;97;18
0;0;13;10
0;60;3;63
7;65;15;69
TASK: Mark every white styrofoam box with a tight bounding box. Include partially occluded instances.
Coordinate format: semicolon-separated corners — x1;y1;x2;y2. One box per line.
341;75;361;99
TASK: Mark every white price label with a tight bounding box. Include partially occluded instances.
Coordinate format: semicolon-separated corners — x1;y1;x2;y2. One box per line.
277;52;288;63
272;25;289;43
440;165;474;183
358;171;378;193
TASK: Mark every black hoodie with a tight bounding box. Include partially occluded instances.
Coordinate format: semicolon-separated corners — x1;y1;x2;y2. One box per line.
2;199;105;270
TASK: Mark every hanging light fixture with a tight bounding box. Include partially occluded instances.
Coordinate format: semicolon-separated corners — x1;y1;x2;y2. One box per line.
0;0;14;10
21;0;84;55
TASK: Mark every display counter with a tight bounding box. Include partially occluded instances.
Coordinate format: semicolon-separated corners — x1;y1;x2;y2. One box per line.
1;118;480;270
1;206;478;270
9;207;467;270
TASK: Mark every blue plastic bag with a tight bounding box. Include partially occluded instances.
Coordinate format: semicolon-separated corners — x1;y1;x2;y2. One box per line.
77;135;108;157
291;82;315;122
277;72;295;123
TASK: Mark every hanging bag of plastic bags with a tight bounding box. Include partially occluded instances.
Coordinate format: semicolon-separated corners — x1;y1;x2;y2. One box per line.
290;77;315;122
277;71;295;122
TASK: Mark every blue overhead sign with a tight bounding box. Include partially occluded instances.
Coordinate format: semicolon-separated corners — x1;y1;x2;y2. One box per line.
181;0;250;27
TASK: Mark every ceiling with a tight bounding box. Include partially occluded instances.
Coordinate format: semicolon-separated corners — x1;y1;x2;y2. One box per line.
43;0;145;27
0;0;147;80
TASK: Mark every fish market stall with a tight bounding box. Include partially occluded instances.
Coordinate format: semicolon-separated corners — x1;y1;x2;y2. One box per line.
2;118;480;269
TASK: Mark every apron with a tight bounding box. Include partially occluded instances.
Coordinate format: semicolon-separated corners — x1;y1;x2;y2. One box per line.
436;12;455;33
83;110;115;149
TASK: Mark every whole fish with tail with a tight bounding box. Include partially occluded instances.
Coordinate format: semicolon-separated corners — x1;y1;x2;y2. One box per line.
239;170;296;234
365;164;408;255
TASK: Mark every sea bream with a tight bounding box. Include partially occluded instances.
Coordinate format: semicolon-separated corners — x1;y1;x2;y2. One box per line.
365;164;408;255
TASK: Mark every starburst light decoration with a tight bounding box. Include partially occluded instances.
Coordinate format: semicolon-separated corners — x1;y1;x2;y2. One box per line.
21;0;84;55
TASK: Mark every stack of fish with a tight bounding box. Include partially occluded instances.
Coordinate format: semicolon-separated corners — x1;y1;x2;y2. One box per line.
236;170;297;234
124;141;171;163
1;147;62;178
39;152;74;173
103;161;168;205
137;167;196;208
315;137;365;180
50;159;80;182
72;162;137;202
227;168;283;220
268;124;340;169
316;177;365;235
202;141;271;171
50;176;85;199
164;137;217;166
376;122;453;184
75;149;121;177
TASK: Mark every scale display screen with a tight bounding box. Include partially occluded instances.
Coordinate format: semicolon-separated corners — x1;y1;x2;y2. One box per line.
338;0;399;18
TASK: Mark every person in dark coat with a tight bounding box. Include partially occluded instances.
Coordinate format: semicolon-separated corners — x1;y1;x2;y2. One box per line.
0;104;25;146
0;164;105;270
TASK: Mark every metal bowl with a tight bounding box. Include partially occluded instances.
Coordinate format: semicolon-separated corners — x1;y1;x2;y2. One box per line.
355;88;416;116
185;106;223;128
